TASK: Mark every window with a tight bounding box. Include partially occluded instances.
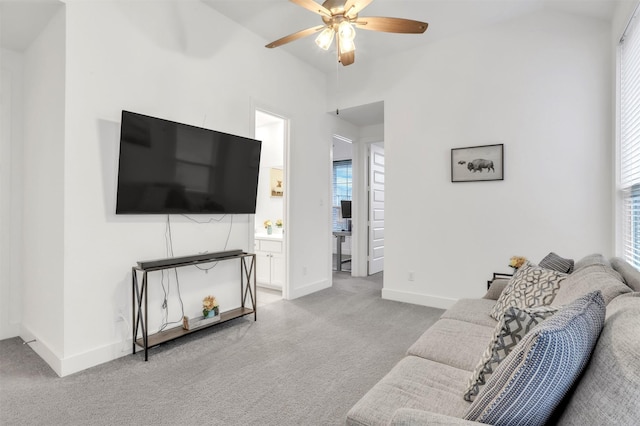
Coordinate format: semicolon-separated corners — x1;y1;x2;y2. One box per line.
619;5;640;269
332;160;352;231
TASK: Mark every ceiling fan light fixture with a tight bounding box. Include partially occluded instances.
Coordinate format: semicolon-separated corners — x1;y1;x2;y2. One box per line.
338;21;356;42
315;27;335;50
339;38;355;55
338;39;356;56
337;21;356;55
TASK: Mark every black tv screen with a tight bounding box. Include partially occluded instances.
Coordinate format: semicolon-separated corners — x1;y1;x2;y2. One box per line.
116;111;262;214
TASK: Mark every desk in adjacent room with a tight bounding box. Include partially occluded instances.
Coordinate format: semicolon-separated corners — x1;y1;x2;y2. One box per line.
333;231;352;272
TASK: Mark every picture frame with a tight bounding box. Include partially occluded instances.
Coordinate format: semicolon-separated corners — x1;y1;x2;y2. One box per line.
270;168;284;197
451;144;504;182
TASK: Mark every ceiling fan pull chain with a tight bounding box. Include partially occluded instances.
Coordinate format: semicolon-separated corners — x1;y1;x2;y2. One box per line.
336;57;340;115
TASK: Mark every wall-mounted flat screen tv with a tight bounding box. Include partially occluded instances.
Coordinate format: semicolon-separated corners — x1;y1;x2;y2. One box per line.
116;110;262;214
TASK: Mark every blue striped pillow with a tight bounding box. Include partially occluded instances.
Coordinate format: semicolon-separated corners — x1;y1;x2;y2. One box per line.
464;291;605;426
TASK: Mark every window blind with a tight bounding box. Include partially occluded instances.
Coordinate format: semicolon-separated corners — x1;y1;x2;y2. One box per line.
620;4;640;268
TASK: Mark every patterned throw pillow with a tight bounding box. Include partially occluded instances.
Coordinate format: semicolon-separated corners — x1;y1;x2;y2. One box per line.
464;305;558;402
539;252;574;274
465;291;605;426
490;262;566;321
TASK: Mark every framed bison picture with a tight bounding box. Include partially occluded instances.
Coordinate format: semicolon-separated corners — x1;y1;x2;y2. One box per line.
451;144;504;182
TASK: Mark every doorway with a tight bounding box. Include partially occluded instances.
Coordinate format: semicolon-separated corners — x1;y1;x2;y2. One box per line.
332;135;353;273
254;109;288;303
330;101;385;277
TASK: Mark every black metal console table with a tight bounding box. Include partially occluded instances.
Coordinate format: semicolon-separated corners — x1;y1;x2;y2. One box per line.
132;251;256;361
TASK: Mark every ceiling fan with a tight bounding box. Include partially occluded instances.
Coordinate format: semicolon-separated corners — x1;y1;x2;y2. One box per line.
265;0;428;66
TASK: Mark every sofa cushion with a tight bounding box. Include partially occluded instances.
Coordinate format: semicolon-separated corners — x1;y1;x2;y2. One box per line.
389;408;480;425
440;298;497;328
573;253;610;271
407;318;495;371
610;257;640;292
552;263;630;306
465;291;605;426
463;305;559;402
490;262;565;320
346;356;472;426
539;252;574;273
556;292;640;425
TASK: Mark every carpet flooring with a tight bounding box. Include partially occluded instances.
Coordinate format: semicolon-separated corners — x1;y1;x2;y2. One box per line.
0;272;443;426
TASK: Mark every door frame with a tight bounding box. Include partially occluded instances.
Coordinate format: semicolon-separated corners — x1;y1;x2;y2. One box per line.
352;138;384;276
367;143;385;275
251;102;290;300
330;134;384;277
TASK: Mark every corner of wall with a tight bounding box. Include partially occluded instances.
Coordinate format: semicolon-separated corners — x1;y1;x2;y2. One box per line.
287;278;330;300
20;326;63;377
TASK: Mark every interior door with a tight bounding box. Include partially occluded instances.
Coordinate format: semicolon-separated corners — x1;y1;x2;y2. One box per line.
368;144;385;275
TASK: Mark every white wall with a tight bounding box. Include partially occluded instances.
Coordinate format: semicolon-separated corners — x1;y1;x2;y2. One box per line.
0;48;24;340
334;10;614;308
20;7;66;370
333;136;352;161
13;0;332;376
255;119;284;231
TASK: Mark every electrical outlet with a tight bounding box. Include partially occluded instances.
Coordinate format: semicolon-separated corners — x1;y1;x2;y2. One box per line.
408;271;415;281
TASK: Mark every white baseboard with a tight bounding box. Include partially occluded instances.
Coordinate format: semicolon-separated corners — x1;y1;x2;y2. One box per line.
287;278;330;300
20;325;63;377
382;288;458;310
257;282;282;291
59;340;131;377
20;324;132;377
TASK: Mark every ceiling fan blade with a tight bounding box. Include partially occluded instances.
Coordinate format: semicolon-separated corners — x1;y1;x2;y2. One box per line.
344;0;373;18
355;17;428;34
265;25;325;48
290;0;332;18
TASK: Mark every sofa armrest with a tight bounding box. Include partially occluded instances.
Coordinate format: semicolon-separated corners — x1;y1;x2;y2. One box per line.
483;278;510;300
389;408;482;425
486;272;513;289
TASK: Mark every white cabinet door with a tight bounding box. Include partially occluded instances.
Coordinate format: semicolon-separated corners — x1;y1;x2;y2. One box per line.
255;252;271;285
270;253;285;288
254;238;284;290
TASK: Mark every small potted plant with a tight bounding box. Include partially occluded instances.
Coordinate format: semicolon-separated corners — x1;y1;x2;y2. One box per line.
264;219;273;235
275;219;283;234
202;295;219;318
509;256;527;270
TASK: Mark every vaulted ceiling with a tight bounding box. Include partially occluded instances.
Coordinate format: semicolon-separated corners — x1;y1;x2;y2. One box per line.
0;0;620;127
203;0;618;74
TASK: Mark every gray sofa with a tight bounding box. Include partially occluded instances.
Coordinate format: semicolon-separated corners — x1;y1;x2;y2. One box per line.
346;254;640;425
